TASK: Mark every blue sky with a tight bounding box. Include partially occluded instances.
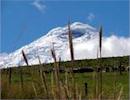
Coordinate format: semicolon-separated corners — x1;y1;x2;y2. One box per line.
1;0;129;53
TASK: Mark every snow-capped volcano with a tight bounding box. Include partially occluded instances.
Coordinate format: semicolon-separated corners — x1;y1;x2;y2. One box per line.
1;22;130;68
0;22;98;68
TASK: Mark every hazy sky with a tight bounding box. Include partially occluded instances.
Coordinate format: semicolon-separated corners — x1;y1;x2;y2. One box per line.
1;0;129;53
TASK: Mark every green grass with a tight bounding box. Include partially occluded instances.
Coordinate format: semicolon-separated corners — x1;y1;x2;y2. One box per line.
1;56;129;99
1;68;129;99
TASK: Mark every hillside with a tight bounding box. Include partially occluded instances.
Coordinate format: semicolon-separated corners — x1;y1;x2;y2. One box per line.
2;56;129;71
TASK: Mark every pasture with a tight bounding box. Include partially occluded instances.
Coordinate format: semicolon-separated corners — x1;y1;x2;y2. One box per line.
1;65;129;99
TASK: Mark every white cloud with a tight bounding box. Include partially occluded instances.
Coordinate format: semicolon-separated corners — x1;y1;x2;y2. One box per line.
1;35;130;68
32;0;46;13
87;13;95;22
63;35;130;60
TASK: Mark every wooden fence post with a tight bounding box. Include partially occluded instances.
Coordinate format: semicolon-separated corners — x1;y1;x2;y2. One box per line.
9;68;12;85
85;82;88;96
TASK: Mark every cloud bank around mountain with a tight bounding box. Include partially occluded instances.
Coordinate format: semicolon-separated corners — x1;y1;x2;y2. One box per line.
63;35;130;60
0;35;129;68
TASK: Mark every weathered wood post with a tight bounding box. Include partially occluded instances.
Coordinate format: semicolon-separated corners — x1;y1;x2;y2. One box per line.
85;82;88;96
119;64;122;75
9;68;12;85
19;67;24;90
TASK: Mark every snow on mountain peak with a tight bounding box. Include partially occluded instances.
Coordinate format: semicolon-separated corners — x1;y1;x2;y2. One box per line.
46;22;97;40
71;22;95;29
0;22;98;68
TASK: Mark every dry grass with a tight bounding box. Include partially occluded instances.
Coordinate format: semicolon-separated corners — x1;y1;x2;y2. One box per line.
22;50;39;98
22;50;29;66
38;56;49;99
117;86;123;100
98;26;103;100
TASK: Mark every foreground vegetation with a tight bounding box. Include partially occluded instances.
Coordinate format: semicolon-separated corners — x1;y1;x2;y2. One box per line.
1;71;129;99
1;56;129;99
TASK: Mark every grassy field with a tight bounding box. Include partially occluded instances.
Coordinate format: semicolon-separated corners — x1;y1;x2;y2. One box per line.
1;67;129;99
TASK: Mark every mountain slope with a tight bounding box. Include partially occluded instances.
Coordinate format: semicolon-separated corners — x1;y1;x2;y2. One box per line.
1;22;130;68
0;22;98;68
